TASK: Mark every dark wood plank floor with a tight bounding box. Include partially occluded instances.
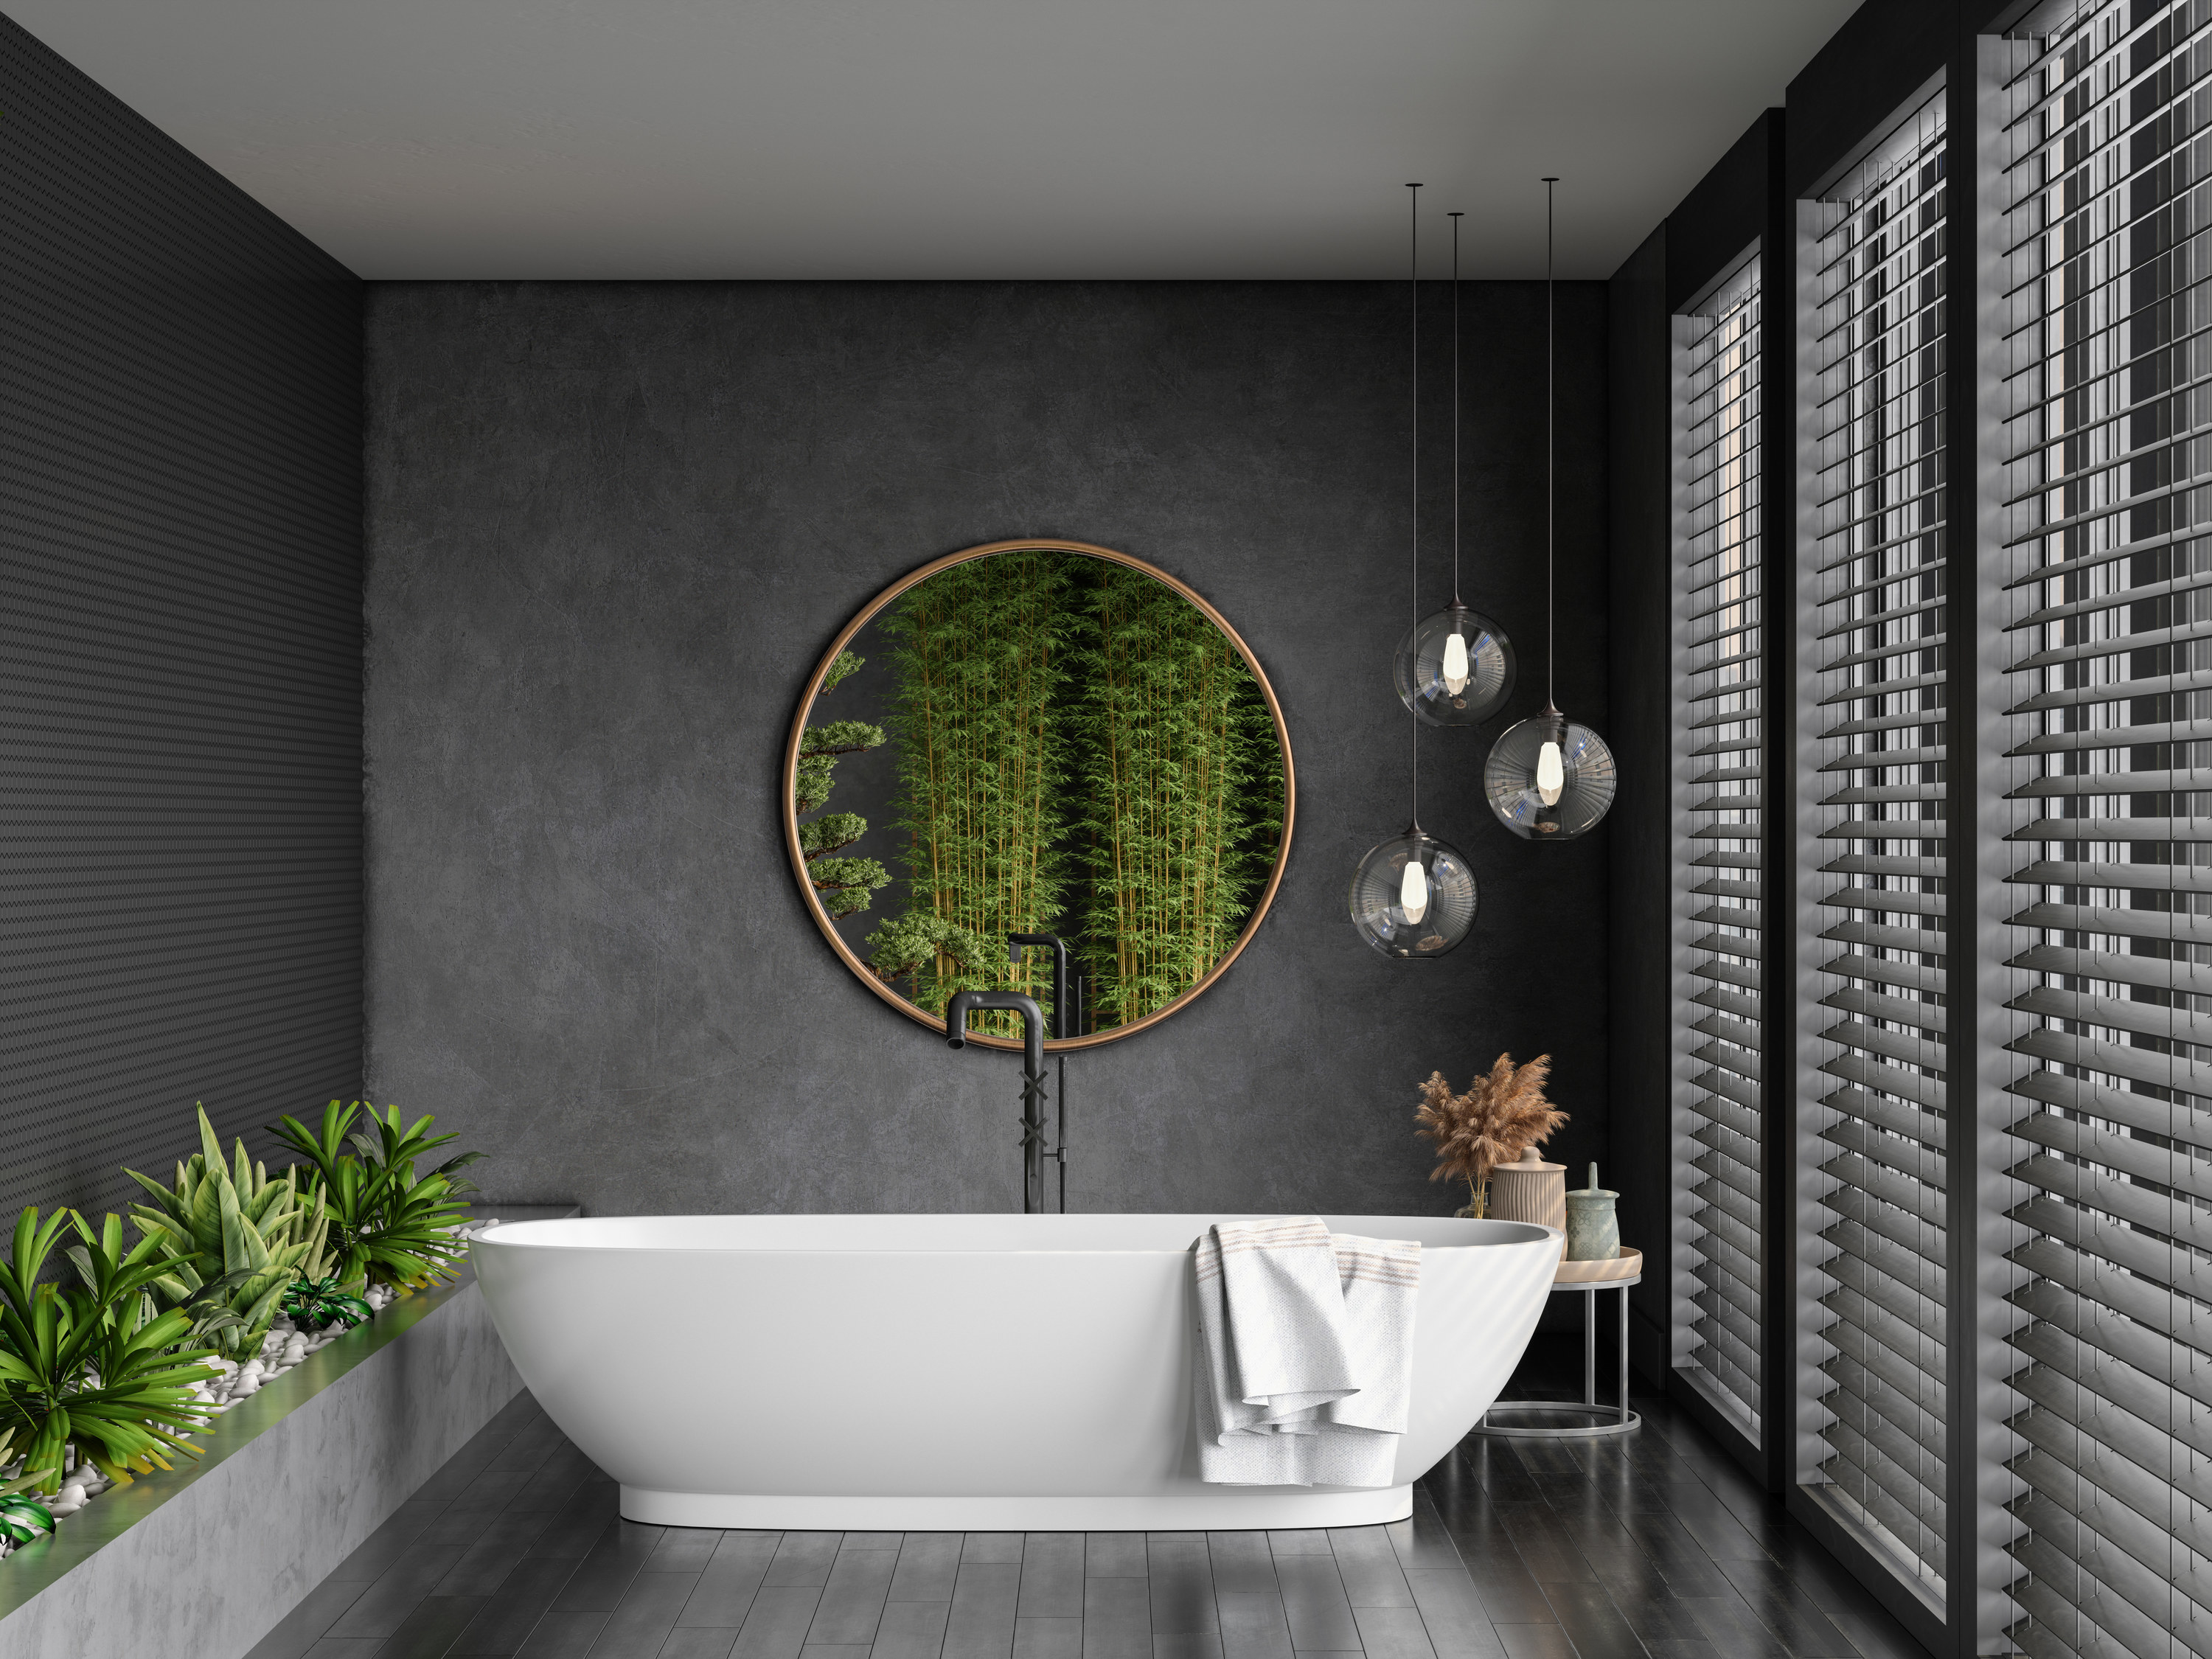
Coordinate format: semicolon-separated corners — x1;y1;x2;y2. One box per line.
243;1337;1929;1659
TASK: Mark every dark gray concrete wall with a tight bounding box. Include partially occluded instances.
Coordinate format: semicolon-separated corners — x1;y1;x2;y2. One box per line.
364;279;1609;1217
1;17;361;1221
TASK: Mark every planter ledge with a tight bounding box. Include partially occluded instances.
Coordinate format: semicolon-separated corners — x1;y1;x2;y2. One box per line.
0;1203;576;1659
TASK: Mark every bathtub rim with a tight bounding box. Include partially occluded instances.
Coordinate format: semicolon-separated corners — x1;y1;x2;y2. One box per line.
470;1212;1559;1256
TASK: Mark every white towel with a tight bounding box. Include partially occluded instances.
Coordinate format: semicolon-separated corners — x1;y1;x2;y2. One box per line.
1191;1216;1421;1487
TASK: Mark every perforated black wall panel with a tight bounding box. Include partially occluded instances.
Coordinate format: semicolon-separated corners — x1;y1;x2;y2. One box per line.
0;16;363;1222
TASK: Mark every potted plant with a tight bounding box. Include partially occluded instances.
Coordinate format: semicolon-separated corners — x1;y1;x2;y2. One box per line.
1413;1053;1567;1220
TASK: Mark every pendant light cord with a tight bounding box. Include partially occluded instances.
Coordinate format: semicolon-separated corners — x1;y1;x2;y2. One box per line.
1450;212;1462;608
1408;181;1421;827
1543;176;1557;711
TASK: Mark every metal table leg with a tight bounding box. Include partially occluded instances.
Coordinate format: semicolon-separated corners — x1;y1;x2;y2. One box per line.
1619;1276;1631;1426
1468;1278;1643;1440
1584;1287;1596;1411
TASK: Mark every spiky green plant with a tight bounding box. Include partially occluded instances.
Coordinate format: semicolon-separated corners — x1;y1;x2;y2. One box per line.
267;1102;480;1290
124;1106;327;1363
0;1430;40;1500
0;1209;215;1490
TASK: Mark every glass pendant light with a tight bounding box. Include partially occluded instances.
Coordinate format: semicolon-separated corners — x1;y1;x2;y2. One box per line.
1395;210;1514;726
1485;178;1617;841
1350;822;1480;960
1353;184;1480;958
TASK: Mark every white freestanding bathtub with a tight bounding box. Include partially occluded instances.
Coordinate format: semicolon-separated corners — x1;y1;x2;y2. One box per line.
471;1212;1562;1530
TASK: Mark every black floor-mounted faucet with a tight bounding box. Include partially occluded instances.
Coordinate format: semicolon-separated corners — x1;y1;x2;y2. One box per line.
945;990;1050;1214
1007;934;1074;1213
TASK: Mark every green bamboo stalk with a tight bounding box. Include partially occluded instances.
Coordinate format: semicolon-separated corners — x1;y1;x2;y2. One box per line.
878;552;1281;1034
883;553;1073;1031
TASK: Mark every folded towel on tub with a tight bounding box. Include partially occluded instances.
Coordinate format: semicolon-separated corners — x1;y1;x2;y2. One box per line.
1191;1216;1421;1487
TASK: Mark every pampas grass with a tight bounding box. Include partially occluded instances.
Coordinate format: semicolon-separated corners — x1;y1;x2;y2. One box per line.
1415;1054;1568;1216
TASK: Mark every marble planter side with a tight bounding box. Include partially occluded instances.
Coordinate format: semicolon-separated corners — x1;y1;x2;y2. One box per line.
0;1204;573;1659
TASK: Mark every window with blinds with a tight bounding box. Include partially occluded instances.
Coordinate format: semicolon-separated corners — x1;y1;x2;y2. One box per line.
1675;254;1766;1440
1798;82;1952;1599
1999;4;2212;1657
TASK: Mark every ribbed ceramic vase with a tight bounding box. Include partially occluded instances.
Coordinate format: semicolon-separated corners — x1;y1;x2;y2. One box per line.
1486;1160;1565;1231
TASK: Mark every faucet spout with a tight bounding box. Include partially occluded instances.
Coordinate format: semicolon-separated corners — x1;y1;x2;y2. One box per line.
944;990;1048;1214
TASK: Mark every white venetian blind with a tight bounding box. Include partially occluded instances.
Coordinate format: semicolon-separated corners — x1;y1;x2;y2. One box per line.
1999;4;2212;1657
1676;254;1766;1438
1800;82;1952;1597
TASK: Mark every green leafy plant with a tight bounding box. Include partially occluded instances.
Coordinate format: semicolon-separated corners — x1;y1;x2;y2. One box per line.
0;1209;215;1490
267;1101;481;1290
795;650;893;919
863;910;998;984
0;1426;54;1543
281;1276;373;1332
124;1106;327;1362
0;1490;54;1547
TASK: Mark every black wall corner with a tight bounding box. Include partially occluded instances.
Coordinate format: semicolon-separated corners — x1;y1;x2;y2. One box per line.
1667;110;1784;313
1606;222;1670;1385
1786;0;1955;199
0;18;366;1218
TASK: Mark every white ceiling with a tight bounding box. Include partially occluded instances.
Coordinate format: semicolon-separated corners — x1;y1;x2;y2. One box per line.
10;1;1857;280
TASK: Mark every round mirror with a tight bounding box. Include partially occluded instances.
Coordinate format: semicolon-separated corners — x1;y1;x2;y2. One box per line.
782;540;1294;1049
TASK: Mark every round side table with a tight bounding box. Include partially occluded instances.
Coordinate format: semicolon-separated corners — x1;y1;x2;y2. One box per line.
1467;1246;1641;1439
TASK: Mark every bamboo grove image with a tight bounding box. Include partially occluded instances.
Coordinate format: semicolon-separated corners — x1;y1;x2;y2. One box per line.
794;551;1284;1036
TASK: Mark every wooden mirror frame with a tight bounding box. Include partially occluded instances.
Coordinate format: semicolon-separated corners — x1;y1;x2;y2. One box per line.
782;538;1296;1051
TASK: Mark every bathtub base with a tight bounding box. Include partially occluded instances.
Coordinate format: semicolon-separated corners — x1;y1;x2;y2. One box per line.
621;1485;1415;1531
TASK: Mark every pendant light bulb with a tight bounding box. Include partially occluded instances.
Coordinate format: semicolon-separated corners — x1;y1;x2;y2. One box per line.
1441;630;1471;696
1397;605;1513;723
1394;206;1514;727
1535;739;1565;804
1351;824;1477;958
1352;184;1480;957
1486;175;1615;842
1399;858;1430;923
